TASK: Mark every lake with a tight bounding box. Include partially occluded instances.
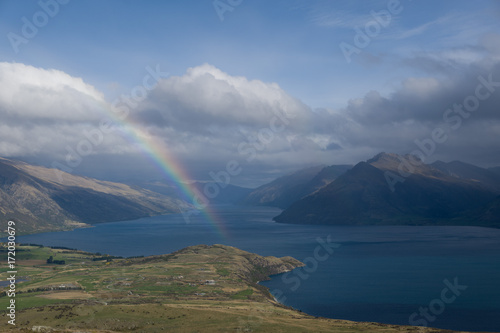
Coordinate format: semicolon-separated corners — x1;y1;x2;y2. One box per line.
17;205;500;332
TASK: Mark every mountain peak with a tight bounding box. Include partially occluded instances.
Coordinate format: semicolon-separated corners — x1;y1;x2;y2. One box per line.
366;152;448;180
431;160;500;193
366;152;400;164
366;152;408;172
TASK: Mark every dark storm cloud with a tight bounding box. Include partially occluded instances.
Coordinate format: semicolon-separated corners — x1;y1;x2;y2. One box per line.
331;44;500;166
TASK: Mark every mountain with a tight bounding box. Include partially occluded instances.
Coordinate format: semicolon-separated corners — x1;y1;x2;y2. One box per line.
488;166;500;178
274;153;499;227
133;179;252;205
0;157;191;235
126;179;181;198
474;196;500;226
431;160;500;193
192;182;253;204
241;164;351;209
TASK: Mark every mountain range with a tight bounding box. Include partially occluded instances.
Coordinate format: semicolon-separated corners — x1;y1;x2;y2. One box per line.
0;157;190;235
3;151;500;235
134;179;253;205
241;164;352;209
273;153;500;228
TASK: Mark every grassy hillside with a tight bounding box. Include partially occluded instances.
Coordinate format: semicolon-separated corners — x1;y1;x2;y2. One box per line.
0;244;467;332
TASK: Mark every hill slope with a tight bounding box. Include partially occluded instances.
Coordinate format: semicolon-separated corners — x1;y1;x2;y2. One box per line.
242;165;351;209
192;182;253;204
432;160;500;193
0;157;191;234
274;153;499;227
476;195;500;226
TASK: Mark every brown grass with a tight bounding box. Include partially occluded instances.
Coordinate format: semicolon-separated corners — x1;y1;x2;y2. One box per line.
38;291;94;300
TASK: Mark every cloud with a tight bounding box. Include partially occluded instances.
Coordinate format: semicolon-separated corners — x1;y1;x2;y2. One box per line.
137;63;310;131
0;62;326;184
0;62;105;122
134;51;500;174
1;45;500;187
330;45;500;165
381;14;455;41
129;64;321;165
0;62;132;160
309;10;372;29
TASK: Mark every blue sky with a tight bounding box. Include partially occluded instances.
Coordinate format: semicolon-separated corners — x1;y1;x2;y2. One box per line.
2;0;497;107
0;0;499;186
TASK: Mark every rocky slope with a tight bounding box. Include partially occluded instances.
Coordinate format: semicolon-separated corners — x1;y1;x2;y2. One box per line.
0;157;191;234
431;160;500;193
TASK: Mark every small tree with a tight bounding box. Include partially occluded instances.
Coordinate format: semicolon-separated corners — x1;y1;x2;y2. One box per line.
47;256;53;264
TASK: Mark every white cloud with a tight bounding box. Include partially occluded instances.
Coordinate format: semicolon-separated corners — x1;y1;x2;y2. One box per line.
141;63;309;130
1;54;500;185
0;62;128;159
401;77;441;98
0;62;105;121
381;14;454;41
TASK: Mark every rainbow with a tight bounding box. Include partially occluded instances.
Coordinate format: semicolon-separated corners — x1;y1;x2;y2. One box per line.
102;104;228;239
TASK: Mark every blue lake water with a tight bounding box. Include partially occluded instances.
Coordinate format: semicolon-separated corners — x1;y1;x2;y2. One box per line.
16;205;500;332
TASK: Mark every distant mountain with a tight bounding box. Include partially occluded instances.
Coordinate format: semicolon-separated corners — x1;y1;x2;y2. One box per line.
489;166;500;178
476;196;500;226
432;160;500;193
241;164;351;209
0;157;191;235
192;182;253;204
134;179;252;205
127;179;181;198
274;153;499;228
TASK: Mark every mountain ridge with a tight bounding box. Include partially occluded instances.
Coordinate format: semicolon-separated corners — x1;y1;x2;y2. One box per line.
241;164;352;209
0;157;191;235
273;153;500;228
